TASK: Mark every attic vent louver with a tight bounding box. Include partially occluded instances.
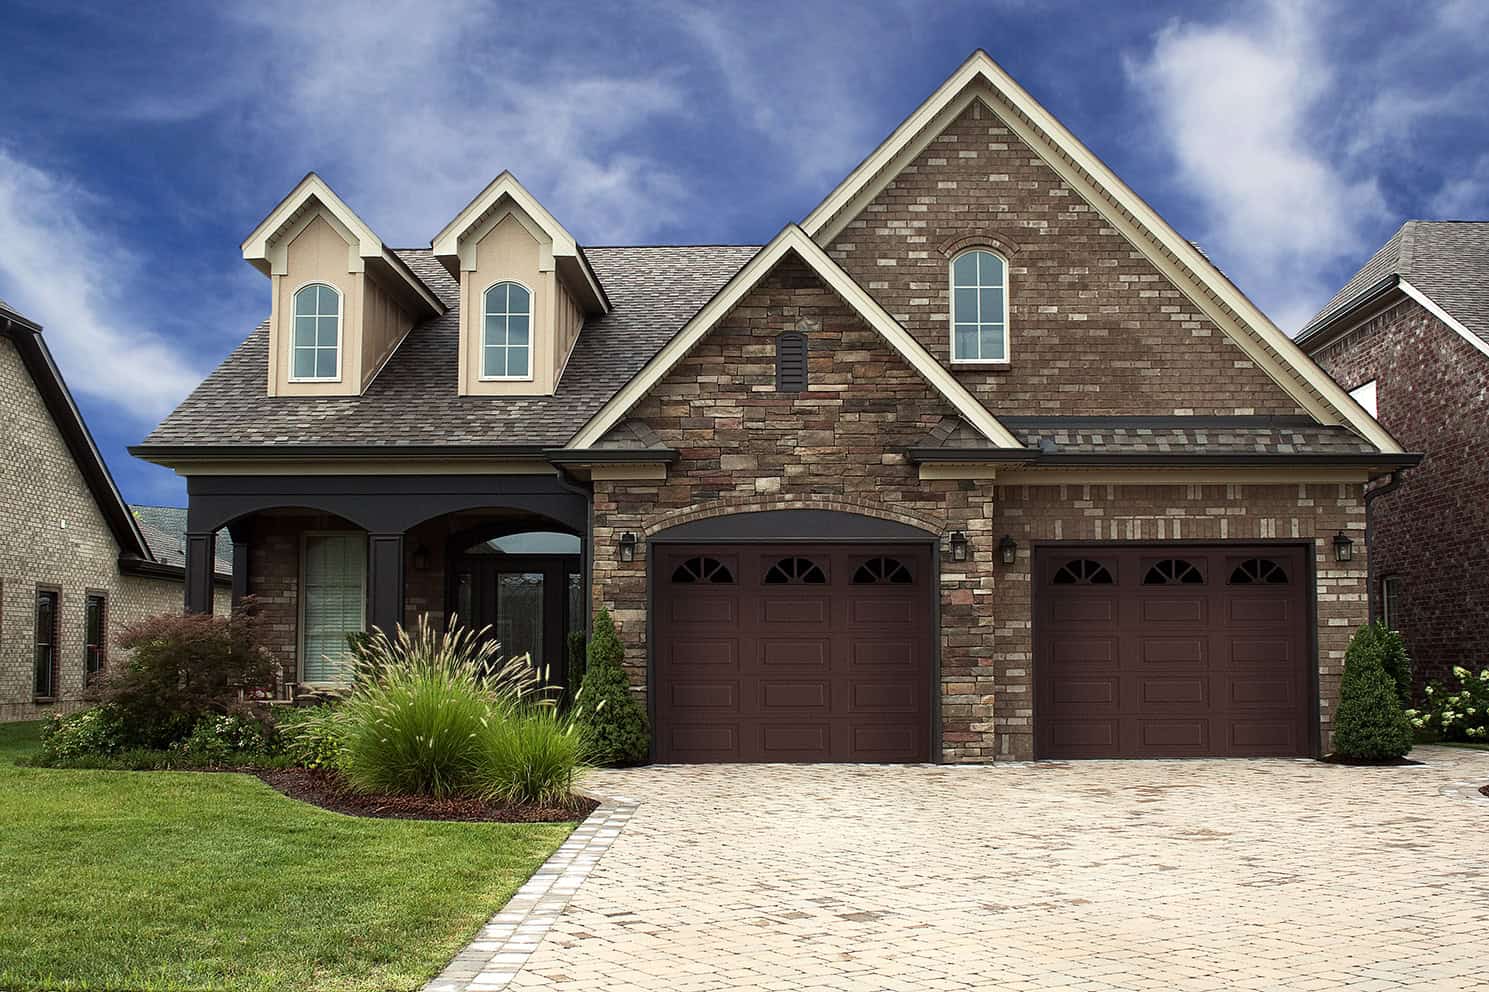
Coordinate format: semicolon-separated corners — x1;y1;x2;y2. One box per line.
776;330;808;393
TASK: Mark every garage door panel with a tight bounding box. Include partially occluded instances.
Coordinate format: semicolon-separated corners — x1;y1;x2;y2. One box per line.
1037;545;1312;759
669;638;739;668
669;681;739;709
761;597;830;625
760;680;830;709
656;542;933;763
760;638;829;668
1139;598;1206;624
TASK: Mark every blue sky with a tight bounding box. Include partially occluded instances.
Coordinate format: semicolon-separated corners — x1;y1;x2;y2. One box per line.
2;0;1486;507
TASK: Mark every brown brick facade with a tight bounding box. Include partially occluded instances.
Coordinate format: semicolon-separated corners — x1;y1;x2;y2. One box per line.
825;101;1307;418
1309;298;1489;694
1;336;228;722
585;258;1368;760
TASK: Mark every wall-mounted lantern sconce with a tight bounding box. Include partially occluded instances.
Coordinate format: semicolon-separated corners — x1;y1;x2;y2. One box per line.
619;532;638;563
1333;530;1354;563
412;545;430;571
948;530;969;563
998;534;1018;566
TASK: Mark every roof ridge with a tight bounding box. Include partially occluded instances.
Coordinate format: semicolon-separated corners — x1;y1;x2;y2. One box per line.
1398;220;1418;273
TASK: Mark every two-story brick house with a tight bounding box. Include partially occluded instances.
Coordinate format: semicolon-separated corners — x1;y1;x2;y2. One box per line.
134;52;1415;762
1299;221;1489;695
1;301;231;722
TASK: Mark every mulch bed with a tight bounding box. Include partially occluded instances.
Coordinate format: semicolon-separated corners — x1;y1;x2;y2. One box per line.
256;767;599;823
1319;754;1424;766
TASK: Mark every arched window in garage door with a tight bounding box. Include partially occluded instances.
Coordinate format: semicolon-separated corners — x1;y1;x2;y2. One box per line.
763;556;827;584
1051;559;1114;585
1228;558;1289;585
671;556;735;584
1143;559;1204;585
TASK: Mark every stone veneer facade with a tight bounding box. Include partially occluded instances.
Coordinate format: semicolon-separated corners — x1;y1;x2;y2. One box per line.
1309;297;1489;694
1;335;228;722
584;258;1369;761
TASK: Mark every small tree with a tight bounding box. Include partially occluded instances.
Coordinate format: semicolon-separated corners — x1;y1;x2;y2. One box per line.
577;609;649;766
1332;623;1414;761
102;602;275;748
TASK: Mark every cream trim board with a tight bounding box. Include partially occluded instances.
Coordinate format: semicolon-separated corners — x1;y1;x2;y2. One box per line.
1398;280;1489;360
948;247;1011;365
918;463;1000;480
993;467;1371;486
565;225;1023;450
799;51;1402;455
285;280;344;384
588;462;670;481
244;173;382;270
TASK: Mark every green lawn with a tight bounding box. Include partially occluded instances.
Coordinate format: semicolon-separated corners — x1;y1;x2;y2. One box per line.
0;721;572;992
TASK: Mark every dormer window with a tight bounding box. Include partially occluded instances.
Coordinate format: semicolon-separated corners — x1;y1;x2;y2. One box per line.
291;282;342;381
482;282;532;380
950;248;1008;364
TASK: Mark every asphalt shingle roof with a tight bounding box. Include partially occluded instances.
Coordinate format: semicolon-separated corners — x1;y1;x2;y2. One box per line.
141;246;758;450
129;505;233;576
917;417;1378;457
1301;221;1489;347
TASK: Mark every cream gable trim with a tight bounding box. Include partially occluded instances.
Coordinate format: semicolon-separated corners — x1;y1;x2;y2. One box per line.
801;51;1403;455
1399;280;1489;360
242;172;443;316
432;171;608;313
567;225;1023;450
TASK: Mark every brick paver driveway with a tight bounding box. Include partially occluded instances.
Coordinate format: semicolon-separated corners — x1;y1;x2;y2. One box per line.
510;747;1489;991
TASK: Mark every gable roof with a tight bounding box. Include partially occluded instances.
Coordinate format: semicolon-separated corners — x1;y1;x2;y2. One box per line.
431;171;609;314
135;245;758;455
1;301;154;565
130;505;234;578
566;225;1024;450
241;172;444;319
801;50;1401;455
1297;221;1489;358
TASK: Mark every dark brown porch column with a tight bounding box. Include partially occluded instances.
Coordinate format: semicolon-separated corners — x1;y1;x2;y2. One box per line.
184;532;216;614
226;520;252;608
367;533;405;638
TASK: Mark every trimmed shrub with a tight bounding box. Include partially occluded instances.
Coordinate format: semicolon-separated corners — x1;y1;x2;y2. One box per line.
479;705;589;807
576;609;649;767
1408;666;1489;742
39;707;127;761
1349;622;1412;707
1332;624;1414;761
102;603;275;748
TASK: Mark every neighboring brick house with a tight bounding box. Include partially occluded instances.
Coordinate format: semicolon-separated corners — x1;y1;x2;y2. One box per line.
134;52;1415;762
0;302;231;722
1299;221;1489;695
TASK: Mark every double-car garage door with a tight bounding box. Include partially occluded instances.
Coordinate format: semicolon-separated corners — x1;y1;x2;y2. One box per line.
650;539;1313;763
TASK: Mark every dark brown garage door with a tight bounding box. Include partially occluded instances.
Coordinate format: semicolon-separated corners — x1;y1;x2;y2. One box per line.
653;544;934;763
1035;545;1313;759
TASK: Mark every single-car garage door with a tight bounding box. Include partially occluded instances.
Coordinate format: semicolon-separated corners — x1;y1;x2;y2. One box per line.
1035;545;1313;759
653;543;934;763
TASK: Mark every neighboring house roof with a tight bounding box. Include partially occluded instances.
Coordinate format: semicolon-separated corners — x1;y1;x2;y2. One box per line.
1;301;156;568
1297;221;1489;358
130;505;234;577
137;245;757;453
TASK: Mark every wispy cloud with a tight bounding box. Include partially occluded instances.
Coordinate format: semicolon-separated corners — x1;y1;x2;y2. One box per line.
1428;155;1489;218
0;147;206;421
1124;2;1386;331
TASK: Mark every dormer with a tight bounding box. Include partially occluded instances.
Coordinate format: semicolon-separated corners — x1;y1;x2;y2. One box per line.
242;173;444;397
432;173;610;396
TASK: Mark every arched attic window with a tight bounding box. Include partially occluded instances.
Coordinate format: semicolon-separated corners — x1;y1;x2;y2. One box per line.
482;282;532;379
950;249;1008;364
290;283;342;381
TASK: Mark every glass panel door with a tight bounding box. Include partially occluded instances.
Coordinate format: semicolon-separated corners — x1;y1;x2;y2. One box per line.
495;571;544;670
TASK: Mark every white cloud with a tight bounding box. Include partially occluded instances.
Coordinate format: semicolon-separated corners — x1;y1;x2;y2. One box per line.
1124;1;1387;331
0;148;206;421
1428;154;1489;218
223;1;695;245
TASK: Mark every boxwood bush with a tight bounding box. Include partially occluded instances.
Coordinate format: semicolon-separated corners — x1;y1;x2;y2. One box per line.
1332;623;1414;761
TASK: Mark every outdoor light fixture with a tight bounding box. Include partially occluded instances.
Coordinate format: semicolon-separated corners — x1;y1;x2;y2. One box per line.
999;534;1018;566
619;532;638;563
1333;530;1354;563
949;530;969;563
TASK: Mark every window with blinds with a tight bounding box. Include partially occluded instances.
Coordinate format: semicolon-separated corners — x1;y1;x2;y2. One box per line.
301;534;366;684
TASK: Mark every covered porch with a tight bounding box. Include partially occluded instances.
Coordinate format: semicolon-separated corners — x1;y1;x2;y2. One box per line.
182;473;590;694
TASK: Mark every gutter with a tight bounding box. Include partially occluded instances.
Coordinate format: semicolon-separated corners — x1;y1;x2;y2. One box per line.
1294;275;1401;351
118;555;232;586
129;443;553;463
544;447;679;466
908;449;1423;471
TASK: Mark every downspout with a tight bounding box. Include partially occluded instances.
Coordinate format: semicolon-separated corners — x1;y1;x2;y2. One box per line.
1363;469;1407;620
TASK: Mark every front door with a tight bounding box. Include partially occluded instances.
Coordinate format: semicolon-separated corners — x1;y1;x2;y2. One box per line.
450;530;584;691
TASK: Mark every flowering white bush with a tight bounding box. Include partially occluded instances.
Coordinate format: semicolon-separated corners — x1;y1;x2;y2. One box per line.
1406;666;1489;741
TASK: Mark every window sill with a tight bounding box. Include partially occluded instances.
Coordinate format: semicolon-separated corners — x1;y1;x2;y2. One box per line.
287;378;343;385
477;376;536;383
950;361;1012;373
32;697;57;705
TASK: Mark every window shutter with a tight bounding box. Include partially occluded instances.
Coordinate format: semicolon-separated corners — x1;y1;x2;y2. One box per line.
776;331;808;392
302;534;366;684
